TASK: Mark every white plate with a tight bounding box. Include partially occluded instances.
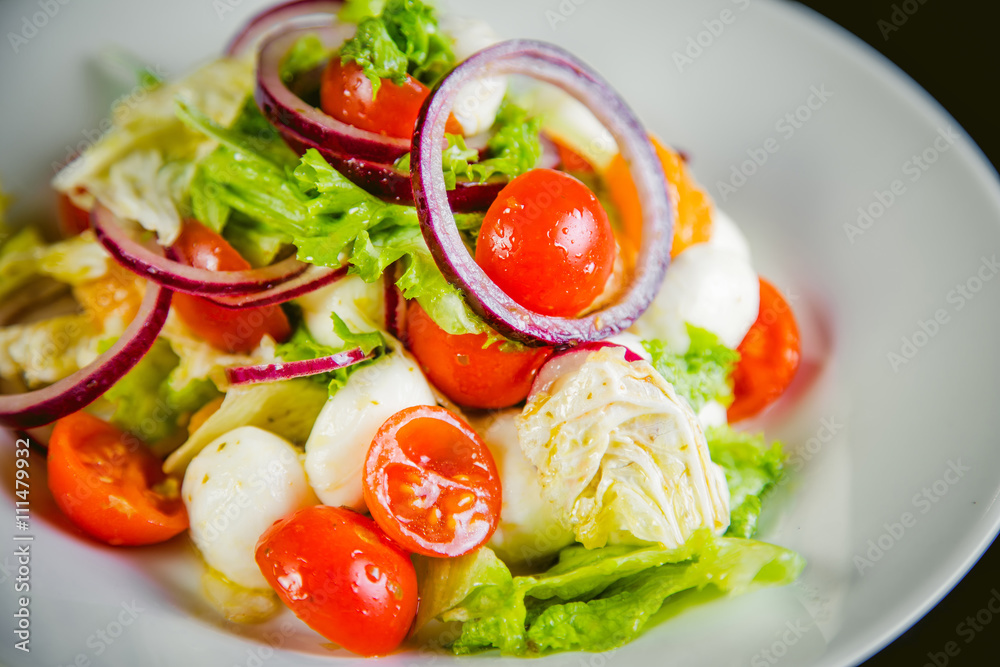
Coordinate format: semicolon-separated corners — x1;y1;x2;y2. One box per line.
2;0;1000;665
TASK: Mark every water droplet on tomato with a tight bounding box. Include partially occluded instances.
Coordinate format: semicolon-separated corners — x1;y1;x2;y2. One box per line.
365;564;382;583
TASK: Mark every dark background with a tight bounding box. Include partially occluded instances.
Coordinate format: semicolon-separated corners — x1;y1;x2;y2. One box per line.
793;1;1000;665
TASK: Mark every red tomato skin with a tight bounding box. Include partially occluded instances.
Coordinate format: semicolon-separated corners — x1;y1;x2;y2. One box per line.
320;59;462;139
475;168;616;317
255;505;417;656
728;278;801;422
171;220;291;353
405;303;552;409
57;192;92;236
364;405;502;558
47;412;188;546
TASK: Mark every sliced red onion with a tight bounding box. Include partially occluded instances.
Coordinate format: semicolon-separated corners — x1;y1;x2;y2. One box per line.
276;123;505;212
0;280;173;429
226;347;371;386
91;204;309;296
225;0;344;57
206;265;348;309
256;25;412;166
528;342;641;401
412;40;673;346
383;264;406;340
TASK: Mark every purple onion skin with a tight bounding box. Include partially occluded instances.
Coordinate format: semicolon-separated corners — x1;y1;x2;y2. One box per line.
206;265;349;310
226;347;371;386
276;124;506;212
225;0;345;57
0;284;173;429
412;40;673;347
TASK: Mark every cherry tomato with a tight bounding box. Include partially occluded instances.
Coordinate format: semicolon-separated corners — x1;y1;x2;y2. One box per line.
171;220;291;353
255;505;417;656
57;191;91;236
606;136;712;257
320;59;462;139
364;405;502;558
405;302;552;409
728;278;801;422
47;412;188;546
552;137;594;173
475;168;616;317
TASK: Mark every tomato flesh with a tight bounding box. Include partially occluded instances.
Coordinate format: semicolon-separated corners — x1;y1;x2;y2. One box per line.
47;412;188;546
255;505;417;656
364;405;502;558
57;191;92;236
405;302;551;409
476;168;616;317
606;136;712;258
728;278;801;422
320;59;461;139
171;220;291;353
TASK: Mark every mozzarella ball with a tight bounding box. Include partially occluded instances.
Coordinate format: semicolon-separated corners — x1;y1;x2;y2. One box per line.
483;411;574;568
304;351;436;510
636;243;759;350
707;208;752;259
183;426;317;589
697;400;729;430
296;275;384;348
441;15;506;136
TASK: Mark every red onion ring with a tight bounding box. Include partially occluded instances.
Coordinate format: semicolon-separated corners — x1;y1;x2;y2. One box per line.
206;264;348;309
383;264;406;340
412;40;673;346
225;347;371;385
256;25;412;166
91;204;309;296
225;0;345;57
275;122;506;212
0;280;173;429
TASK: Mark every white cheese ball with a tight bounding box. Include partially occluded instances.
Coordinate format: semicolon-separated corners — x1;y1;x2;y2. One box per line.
304;351;436;510
483;411;574;568
296;275;384;348
441;16;506;136
183;426;317;589
707;208;752;259
637;243;759;350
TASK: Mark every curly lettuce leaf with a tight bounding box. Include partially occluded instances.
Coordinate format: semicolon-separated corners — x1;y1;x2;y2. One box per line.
420;532;804;655
280;33;334;83
339;0;387;23
163;378;328;475
643;324;740;412
394;101;542;190
707;426;785;539
100;338;219;443
53;57;254;244
339;0;454;94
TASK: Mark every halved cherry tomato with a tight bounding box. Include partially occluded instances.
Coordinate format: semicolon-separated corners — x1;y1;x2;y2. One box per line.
47;412;188;546
363;405;502;558
728;278;801;422
405;302;552;409
475;168;616;317
320;59;462;139
255;505;417;656
171;220;291;353
57;191;92;236
605;136;712;257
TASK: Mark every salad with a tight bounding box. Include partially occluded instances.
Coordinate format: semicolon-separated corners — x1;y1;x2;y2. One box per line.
0;0;806;657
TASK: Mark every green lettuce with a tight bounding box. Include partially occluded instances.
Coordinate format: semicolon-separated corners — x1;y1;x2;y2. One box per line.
280;33;334;83
0;230;110;301
182;101;494;339
707;426;785;539
339;0;454;94
100;338;220;444
643;325;740;412
394;101;542;190
276;311;384;397
338;0;387;23
419;532;804;655
163;378;328;475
